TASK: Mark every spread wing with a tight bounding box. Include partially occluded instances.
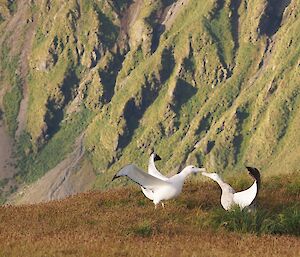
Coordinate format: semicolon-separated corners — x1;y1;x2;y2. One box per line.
113;164;170;191
233;181;258;209
148;160;168;181
246;166;261;190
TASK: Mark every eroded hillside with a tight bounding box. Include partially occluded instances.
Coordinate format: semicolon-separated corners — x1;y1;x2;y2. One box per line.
0;0;299;203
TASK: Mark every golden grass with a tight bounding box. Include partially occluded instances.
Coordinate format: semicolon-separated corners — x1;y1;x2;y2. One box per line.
0;180;299;257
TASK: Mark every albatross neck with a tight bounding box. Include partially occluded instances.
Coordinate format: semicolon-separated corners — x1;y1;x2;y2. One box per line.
177;168;195;179
148;155;154;168
212;176;229;190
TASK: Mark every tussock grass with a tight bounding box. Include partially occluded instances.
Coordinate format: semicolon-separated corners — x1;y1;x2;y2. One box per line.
209;205;300;236
129;220;154;237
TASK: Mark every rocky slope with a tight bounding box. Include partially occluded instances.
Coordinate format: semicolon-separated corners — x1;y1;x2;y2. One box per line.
0;0;299;203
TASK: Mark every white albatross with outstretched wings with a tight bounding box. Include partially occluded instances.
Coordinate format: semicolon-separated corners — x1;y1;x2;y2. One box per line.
112;164;205;208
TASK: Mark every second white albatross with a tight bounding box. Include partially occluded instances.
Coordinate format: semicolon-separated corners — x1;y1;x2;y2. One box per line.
201;167;261;210
112;164;205;208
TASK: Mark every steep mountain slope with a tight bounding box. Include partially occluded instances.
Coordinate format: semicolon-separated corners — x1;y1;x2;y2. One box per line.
0;0;299;203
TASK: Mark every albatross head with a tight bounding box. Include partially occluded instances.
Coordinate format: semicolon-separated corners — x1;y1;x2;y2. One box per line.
150;151;162;162
201;172;221;182
154;153;162;162
179;165;206;175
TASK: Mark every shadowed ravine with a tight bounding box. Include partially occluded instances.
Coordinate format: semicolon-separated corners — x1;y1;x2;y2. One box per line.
10;133;95;204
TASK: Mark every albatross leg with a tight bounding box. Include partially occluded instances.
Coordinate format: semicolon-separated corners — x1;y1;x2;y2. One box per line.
161;202;165;208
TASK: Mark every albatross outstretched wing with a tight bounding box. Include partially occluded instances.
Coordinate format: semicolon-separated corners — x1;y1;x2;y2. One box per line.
233;167;261;209
148;156;168;181
232;182;258;209
246;166;261;189
112;164;170;191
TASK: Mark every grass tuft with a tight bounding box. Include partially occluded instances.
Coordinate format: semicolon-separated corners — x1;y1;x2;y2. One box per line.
208;204;300;236
130;220;153;237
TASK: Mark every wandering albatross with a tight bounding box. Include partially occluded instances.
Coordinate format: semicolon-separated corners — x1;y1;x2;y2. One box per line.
202;167;261;210
112;164;205;208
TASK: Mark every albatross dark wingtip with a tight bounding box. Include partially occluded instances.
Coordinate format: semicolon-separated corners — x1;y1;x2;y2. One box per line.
112;174;120;181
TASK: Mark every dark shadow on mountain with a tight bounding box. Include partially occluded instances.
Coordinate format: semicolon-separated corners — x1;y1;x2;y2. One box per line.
151;24;165;54
159;47;175;83
195;113;213;135
45;70;79;138
233;108;250;163
61;70;79;104
118;76;161;150
258;0;291;37
229;0;241;51
99;51;124;103
44;99;64;138
94;5;119;49
172;78;197;112
206;140;215;155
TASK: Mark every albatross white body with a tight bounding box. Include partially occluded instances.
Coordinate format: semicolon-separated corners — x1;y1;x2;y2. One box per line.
113;164;205;208
202;167;261;210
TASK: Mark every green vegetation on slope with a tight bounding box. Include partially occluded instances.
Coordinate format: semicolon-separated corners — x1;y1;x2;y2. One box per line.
2;76;22;136
0;44;22;136
0;0;299;200
16;107;93;183
204;0;236;68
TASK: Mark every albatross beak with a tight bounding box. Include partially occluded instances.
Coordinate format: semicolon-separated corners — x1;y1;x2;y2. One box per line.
201;171;209;177
193;167;206;175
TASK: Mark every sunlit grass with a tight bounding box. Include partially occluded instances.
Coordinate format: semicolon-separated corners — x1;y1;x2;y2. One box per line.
1;173;300;256
208;205;300;236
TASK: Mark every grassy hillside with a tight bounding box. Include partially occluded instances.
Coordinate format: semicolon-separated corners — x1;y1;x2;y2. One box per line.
0;173;299;256
0;0;299;201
